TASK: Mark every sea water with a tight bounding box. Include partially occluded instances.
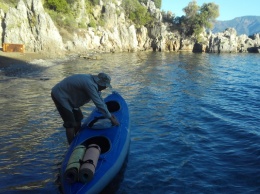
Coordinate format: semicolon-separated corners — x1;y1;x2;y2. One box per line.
0;52;259;194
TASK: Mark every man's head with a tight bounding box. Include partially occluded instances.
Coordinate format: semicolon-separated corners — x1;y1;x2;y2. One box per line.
94;73;112;90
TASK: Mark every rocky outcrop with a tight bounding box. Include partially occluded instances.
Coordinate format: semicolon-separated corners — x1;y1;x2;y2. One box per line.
61;0;141;53
0;9;4;47
1;0;64;54
208;28;238;53
0;0;259;54
207;28;260;53
73;0;89;25
145;0;162;22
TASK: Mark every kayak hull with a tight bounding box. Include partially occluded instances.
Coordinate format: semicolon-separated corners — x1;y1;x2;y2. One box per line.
60;91;130;194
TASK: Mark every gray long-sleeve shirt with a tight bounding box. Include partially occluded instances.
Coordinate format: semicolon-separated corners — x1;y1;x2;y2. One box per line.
51;74;111;118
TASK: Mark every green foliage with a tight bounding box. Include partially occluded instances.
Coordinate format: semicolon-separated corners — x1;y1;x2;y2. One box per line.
138;0;161;9
88;18;97;28
46;9;77;30
89;0;99;6
130;5;152;26
0;2;8;11
183;0;199;19
98;18;106;27
2;0;19;5
0;0;19;11
153;0;161;9
44;0;69;13
138;0;147;5
123;0;152;26
123;0;138;15
162;10;175;23
180;0;219;38
200;3;219;28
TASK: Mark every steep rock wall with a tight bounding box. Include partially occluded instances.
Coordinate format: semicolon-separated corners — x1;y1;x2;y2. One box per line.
2;0;64;54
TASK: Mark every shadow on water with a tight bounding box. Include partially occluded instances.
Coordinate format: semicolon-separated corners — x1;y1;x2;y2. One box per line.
0;55;46;78
100;154;129;194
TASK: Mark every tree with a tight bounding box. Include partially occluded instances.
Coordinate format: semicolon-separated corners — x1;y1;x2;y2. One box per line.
153;0;162;9
182;0;199;36
200;3;219;29
181;0;219;37
183;0;199;19
162;10;175;24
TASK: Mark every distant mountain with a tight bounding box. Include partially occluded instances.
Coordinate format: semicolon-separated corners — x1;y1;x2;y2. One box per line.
212;16;260;36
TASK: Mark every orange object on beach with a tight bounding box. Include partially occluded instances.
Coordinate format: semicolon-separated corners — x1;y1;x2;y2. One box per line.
3;43;25;53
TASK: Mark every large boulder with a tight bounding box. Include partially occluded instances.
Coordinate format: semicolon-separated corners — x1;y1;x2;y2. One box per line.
235;33;260;53
208;28;238;53
146;0;162;22
148;23;167;51
72;0;90;25
103;2;118;30
136;26;150;50
180;38;195;51
3;0;64;54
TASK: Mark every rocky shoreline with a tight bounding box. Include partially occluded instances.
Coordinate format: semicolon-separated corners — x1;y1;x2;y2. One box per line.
0;0;259;55
0;51;41;67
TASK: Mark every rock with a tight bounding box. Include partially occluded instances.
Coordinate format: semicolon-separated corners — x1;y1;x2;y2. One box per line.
207;28;260;53
4;1;35;50
193;43;207;53
72;0;89;25
180;38;195;51
208;28;238;53
146;0;162;22
103;2;118;30
3;0;64;54
128;25;138;52
0;9;5;47
164;32;181;52
149;22;167;51
137;26;149;49
80;54;102;60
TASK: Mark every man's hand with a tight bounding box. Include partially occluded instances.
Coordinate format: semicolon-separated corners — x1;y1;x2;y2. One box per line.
110;115;119;126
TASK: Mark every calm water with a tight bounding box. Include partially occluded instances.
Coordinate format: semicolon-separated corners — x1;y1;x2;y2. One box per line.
0;52;259;194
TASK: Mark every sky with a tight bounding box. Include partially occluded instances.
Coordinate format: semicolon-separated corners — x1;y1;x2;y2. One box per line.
161;0;260;21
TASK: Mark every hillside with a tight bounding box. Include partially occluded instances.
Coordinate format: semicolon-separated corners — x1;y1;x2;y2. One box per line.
212;16;260;36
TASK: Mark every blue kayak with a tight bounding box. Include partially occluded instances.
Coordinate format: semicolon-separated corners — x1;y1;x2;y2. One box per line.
60;91;130;194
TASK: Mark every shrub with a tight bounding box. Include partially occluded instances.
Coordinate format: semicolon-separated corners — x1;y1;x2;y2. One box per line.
90;0;99;6
123;0;153;26
181;1;219;38
44;0;69;13
88;18;97;28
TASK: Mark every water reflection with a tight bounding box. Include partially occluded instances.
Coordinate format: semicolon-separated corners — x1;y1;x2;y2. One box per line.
0;52;259;193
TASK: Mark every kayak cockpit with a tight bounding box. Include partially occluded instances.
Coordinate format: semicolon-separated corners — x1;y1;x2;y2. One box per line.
87;100;120;129
106;100;120;112
81;136;110;154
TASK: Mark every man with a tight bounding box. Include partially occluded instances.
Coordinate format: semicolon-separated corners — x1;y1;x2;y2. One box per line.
51;72;119;144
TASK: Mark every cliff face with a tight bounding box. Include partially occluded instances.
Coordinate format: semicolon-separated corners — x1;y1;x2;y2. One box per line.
0;0;259;54
2;0;64;54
